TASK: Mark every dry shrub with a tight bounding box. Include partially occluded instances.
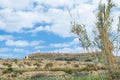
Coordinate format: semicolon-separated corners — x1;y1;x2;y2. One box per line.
31;73;47;78
74;64;79;68
45;63;53;69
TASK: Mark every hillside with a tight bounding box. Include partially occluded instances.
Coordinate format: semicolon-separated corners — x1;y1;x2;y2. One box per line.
25;52;102;61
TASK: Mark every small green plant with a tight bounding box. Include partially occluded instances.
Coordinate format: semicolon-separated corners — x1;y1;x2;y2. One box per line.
2;65;14;73
66;69;73;74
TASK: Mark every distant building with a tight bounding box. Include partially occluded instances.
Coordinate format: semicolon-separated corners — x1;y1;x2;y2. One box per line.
24;56;29;59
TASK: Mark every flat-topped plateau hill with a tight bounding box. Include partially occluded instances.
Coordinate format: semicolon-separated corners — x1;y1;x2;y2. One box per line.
26;52;101;61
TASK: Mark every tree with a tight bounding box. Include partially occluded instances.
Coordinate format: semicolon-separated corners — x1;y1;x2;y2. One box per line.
71;0;120;79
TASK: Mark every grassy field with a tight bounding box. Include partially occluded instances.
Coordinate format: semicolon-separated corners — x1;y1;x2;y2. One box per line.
26;74;106;80
0;74;105;80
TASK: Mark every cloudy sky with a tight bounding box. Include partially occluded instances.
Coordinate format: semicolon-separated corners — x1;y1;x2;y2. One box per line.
0;0;120;58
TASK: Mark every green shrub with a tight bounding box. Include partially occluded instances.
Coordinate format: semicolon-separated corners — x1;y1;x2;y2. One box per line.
26;74;104;80
2;67;14;73
66;69;73;74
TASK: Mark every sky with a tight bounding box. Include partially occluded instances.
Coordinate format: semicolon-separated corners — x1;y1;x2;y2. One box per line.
0;0;120;58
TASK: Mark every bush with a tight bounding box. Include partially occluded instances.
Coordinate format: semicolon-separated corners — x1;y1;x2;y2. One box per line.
31;73;47;79
55;57;79;61
24;62;32;66
33;63;41;67
66;69;73;74
67;61;71;64
84;59;92;62
86;64;96;71
2;63;11;66
109;70;120;80
2;67;14;73
74;64;79;68
45;63;53;69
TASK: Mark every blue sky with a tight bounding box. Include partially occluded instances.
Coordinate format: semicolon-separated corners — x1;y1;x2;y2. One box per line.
0;0;120;58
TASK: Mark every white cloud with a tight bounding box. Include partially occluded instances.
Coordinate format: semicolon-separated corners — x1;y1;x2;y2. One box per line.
0;0;95;37
35;46;45;49
28;1;97;37
0;53;14;58
0;47;29;57
0;7;53;33
5;40;42;47
0;0;33;10
72;38;79;44
50;43;69;48
114;0;120;8
0;20;6;28
49;46;100;53
92;0;120;7
0;0;119;38
49;47;85;53
6;40;29;47
0;48;10;52
36;0;90;8
50;38;79;48
50;47;80;53
0;9;41;32
0;35;14;41
13;48;24;52
47;16;72;37
49;37;100;53
28;7;73;37
28;26;45;33
111;10;120;32
0;47;24;53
